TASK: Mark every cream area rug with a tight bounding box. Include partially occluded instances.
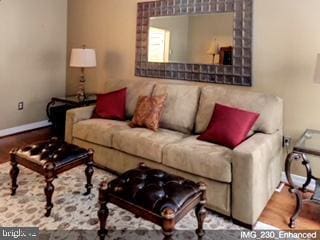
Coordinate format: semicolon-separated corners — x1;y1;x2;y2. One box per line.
0;162;273;239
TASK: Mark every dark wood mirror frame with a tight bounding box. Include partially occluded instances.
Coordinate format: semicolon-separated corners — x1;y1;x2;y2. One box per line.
135;0;253;86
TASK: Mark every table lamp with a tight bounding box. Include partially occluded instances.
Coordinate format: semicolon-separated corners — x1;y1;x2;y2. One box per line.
70;46;96;101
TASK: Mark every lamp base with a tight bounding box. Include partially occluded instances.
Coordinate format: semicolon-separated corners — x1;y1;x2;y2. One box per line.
77;72;87;102
77;87;86;102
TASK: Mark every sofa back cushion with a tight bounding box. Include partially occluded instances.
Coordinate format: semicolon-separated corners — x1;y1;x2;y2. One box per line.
126;81;155;118
153;83;200;134
195;86;283;134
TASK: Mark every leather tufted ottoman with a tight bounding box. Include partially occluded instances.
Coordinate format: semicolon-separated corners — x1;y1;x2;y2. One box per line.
9;137;94;217
98;163;207;240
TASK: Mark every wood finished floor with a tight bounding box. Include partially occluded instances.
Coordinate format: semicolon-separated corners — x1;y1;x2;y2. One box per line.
0;128;52;164
0;128;319;230
259;185;320;230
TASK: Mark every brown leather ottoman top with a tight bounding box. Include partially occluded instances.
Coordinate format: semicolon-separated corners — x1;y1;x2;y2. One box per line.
107;165;202;215
15;137;89;168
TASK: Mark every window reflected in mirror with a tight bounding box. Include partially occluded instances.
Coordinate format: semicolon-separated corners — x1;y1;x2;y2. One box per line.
148;13;234;65
148;27;170;62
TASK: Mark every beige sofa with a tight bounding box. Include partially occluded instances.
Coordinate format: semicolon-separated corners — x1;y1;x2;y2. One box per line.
65;80;283;227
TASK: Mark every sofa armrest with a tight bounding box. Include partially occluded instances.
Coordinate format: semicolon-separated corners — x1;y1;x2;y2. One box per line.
65;105;95;143
231;131;282;225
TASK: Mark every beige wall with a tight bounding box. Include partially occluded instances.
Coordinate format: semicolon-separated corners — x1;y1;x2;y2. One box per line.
0;0;67;130
67;0;320;175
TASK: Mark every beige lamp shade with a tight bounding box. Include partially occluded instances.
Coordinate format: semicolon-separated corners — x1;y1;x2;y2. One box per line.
207;39;219;55
70;48;96;68
314;54;320;83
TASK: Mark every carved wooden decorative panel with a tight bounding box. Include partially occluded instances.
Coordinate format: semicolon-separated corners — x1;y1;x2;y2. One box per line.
135;0;253;86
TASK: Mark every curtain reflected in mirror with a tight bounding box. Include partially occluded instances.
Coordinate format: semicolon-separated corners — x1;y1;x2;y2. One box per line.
148;13;233;65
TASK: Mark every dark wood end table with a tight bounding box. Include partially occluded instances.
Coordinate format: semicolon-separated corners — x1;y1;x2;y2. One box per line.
10;137;94;217
46;95;96;137
97;163;207;240
285;129;320;228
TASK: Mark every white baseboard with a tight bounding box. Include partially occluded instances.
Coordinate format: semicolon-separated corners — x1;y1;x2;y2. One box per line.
281;171;315;191
275;182;285;193
0;120;51;138
255;221;279;230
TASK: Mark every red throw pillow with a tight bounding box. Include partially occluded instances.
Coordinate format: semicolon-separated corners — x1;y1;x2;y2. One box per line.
93;88;127;120
197;103;259;149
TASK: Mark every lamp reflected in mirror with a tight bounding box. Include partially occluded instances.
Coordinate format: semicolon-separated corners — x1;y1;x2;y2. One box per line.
207;38;219;64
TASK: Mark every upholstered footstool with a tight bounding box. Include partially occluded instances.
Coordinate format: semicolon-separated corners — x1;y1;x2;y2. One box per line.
9;137;94;217
98;163;207;240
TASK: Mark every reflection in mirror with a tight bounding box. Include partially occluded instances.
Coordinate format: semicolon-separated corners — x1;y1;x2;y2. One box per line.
148;13;233;65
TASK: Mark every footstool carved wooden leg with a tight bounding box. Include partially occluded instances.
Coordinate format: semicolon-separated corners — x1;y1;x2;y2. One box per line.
84;149;94;196
195;182;207;238
98;181;109;240
161;208;176;240
10;149;19;196
44;161;55;217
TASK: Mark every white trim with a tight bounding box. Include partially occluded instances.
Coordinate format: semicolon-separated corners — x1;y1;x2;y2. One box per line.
0;120;51;138
281;171;315;191
254;221;279;230
275;182;285;193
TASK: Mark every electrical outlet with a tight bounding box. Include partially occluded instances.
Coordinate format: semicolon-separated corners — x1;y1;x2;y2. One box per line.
18;101;24;110
283;136;291;147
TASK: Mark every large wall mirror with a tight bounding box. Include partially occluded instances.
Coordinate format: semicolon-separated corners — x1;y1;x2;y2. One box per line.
149;13;233;65
135;0;253;86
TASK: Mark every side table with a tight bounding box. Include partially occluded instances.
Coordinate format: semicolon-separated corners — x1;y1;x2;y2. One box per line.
285;129;320;228
46;95;96;137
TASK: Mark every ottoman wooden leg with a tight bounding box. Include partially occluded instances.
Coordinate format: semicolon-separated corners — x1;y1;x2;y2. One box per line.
195;182;207;238
161;208;176;240
98;181;109;240
9;149;19;196
84;149;94;196
44;162;55;217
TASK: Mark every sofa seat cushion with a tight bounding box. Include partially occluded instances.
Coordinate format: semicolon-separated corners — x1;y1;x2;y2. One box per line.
163;136;232;183
112;128;186;163
73;119;130;147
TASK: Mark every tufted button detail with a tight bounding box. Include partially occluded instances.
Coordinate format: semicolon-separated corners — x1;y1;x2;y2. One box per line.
108;165;202;215
15;139;89;167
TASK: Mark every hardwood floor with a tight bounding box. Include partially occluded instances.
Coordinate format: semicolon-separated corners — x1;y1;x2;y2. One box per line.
259;184;320;230
0;128;319;230
0;127;52;164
